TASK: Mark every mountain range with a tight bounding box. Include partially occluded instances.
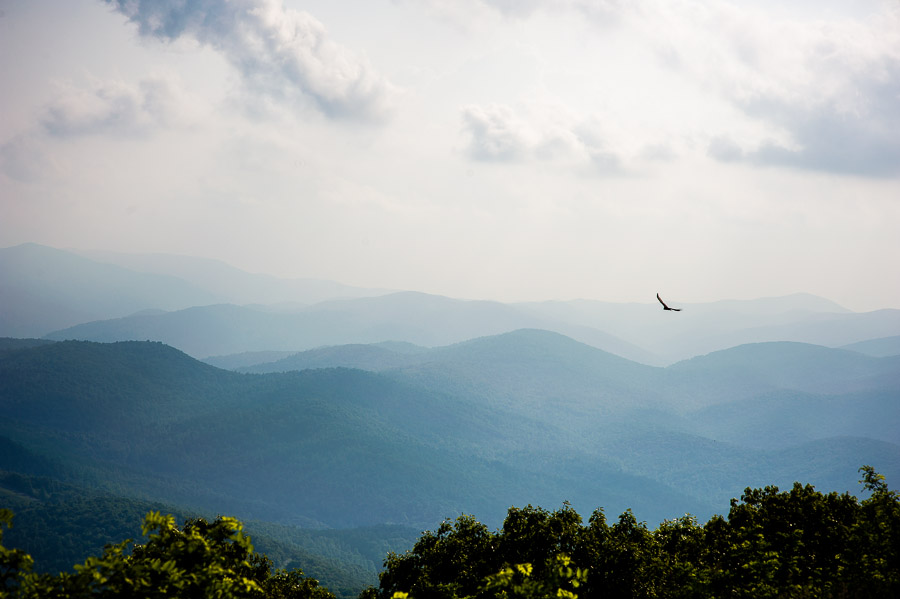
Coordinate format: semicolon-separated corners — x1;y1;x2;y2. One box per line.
3;332;897;529
0;243;389;339
2;241;899;594
5;244;898;365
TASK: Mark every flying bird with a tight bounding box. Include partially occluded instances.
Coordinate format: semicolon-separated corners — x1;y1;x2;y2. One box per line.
657;293;681;311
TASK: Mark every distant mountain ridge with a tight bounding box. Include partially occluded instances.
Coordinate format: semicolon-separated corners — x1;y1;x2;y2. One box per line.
6;242;900;364
0;243;391;338
0;243;219;337
44;292;900;365
44;292;657;363
75;248;393;306
236;331;900;441
516;295;899;363
841;335;900;357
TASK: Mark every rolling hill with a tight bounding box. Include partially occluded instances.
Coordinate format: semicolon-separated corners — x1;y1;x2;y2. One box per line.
1;337;709;530
5;332;898;530
214;331;900;509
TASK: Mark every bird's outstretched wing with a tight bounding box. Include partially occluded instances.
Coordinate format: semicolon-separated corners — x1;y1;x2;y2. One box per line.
657;293;681;311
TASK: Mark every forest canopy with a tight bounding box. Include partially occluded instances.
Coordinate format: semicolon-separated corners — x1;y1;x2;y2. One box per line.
370;466;899;599
2;467;898;599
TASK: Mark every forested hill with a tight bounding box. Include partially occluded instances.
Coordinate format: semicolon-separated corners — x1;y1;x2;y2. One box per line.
2;334;900;597
3;335;899;533
1;340;550;527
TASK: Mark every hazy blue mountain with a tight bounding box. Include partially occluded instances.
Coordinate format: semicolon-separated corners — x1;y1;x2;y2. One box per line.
0;339;705;529
517;294;900;364
237;344;427;373
6;328;899;538
385;329;668;427
664;341;900;408
0;243;390;339
208;341;430;371
237;329;669;447
689;389;900;450
44;291;656;362
77;248;393;305
0;337;56;352
203;350;299;370
44;304;305;356
0;243;220;337
842;335;900;357
235;334;900;420
9;242;900;366
694;309;900;353
589;427;900;510
224;330;900;512
248;330;900;484
370;340;430;354
296;292;659;363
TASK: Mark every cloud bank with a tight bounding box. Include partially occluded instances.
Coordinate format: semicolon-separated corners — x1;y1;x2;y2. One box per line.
105;0;396;120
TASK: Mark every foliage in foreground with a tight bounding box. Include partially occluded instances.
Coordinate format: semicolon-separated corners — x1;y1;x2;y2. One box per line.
2;467;898;598
371;466;900;599
0;510;334;599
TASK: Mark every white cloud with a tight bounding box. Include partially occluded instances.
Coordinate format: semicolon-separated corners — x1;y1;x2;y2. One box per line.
40;75;195;138
460;104;532;161
461;103;627;173
416;0;626;24
405;0;539;30
0;71;200;183
105;0;397;121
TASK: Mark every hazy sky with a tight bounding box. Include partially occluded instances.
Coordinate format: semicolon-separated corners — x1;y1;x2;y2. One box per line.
2;0;899;311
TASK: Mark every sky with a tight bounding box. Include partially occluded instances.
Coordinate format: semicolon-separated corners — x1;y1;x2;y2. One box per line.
1;0;899;311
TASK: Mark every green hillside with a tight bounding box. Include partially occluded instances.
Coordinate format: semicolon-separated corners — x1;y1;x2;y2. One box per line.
211;331;900;513
1;339;708;528
2;332;898;597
